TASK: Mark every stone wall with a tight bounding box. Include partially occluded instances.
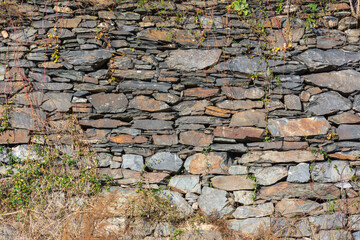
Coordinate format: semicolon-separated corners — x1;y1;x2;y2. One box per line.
1;0;360;238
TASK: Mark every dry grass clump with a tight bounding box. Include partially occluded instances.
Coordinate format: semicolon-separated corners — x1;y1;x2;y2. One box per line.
0;0;24;24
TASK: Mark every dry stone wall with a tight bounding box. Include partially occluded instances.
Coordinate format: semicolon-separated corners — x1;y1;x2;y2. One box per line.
1;0;360;238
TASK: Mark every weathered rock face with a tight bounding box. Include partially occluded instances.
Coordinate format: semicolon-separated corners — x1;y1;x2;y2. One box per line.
268;117;330;137
164;49;221;71
3;0;360;237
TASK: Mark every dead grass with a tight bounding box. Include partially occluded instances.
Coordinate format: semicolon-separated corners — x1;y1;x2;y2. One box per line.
0;0;24;25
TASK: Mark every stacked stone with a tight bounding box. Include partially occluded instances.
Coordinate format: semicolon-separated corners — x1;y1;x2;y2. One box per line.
0;0;360;238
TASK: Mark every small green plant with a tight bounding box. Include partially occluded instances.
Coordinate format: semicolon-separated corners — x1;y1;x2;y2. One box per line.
0;102;11;132
246;174;258;201
227;0;250;16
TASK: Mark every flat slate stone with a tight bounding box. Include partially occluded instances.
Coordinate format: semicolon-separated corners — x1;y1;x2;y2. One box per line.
122;154;144;172
304;70;360;94
230;110;266;128
184;152;229;174
215;56;267;74
132;120;173;130
198;187;234;217
145;152;183;173
268;117;330;137
113;70;155;80
87;93;128;113
168;175;201;194
9;108;46;131
311;160;354;182
164;49;221;71
211;175;255;191
161;190;192;215
309;213;346;230
337;125;360;140
222;86;265;100
251;166;288;186
239;150;323;164
119;81;171;92
233;203;274;219
276;199;322;217
210;143;247;153
229;218;270;235
287;163;310;183
61;50;112;69
41;93;72;112
306;91;352;115
129;96;169;112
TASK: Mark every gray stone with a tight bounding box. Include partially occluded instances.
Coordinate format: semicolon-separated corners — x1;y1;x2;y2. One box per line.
348;215;360;230
33;82;73;91
234;191;254;205
294;49;360;72
41;93;72;112
168;175;201;194
121;154;144;172
306;91;352;115
229;218;270;235
353;231;360;240
228;165;248;175
304;70;360;94
97;153;112;167
87;93;128;113
0;148;10;164
354;95;360;112
10;28;37;43
251;166;288;186
132;120;173;130
233;202;274;219
165;49;221;71
0;65;5;80
145;152;183;173
271;218;311;237
9;108;46;131
74;83;114;93
222;86;265;100
311;160;354;183
119;81;171;92
161;190;192;215
287;163;310;183
210;144;247;153
0;224;17;240
48;28;74;39
284;95;302;110
339;16;358;30
337;124;360;140
309;213;346;230
215;56;267;74
276;199;322;217
61;50;112;70
198;187;234;217
12;145;39;161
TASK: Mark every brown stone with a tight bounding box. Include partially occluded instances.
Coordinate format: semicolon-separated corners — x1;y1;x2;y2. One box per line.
129;96;170;112
282;142;308;150
138;29;197;45
275;199;322;217
230;110;266;128
259;182;341;200
329;112;360;124
153;93;180;104
151;112;176;120
56;18;81;28
184;88;219;98
72;107;92;113
38;62;63;69
239;150;322;164
79;119;129;128
179;131;213;147
329;151;360;161
185;152;229;175
83;76;98;84
179;100;210;116
211;176;255;191
328;3;350;11
109;135;148;144
214;126;265;140
222;86;265;100
85;129;110;142
153;134;178;145
0;129;30;144
205;106;236;118
268;117;330;137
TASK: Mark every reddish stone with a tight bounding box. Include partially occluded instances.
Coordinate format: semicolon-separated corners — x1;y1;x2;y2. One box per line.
87;93;128;114
109;135;148;144
185;152;229;174
179;131;213;147
275;199;322;217
38;62;63;69
153;134;178;145
230;110;266;128
328;3;350;11
138;29;197;45
79;119;129;128
329;151;360;161
116;169;169;185
158;76;179;82
57;18;81;28
72;107;92;113
82;76;98;84
184;88;219;98
329;112;360;124
268;117;330;137
214;126;265;140
205;106;237;118
0;82;25;94
0;129;29;144
282;142;309;150
129;96;170;112
211;176;255;191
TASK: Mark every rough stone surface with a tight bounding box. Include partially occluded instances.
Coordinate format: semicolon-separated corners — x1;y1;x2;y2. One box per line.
87;93;128;113
9;108;46;131
229;218;270;235
238;150;322;164
222;86;265;100
184;152;229;174
309;213;346;230
165;49;221;71
215;56;267;74
146;152;183;173
122;154;144;172
161;190;192;215
251;166;288;185
129;96;170;112
233;203;274;219
198;187;234;217
211;175;255;191
230;110;266;128
61;50;112;69
311;160;354;182
306;91;352;115
337;125;360;140
287;163;310;183
234;191;254;205
276;199;322;217
214;126;265;140
168;175;201;194
179;131;213;147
